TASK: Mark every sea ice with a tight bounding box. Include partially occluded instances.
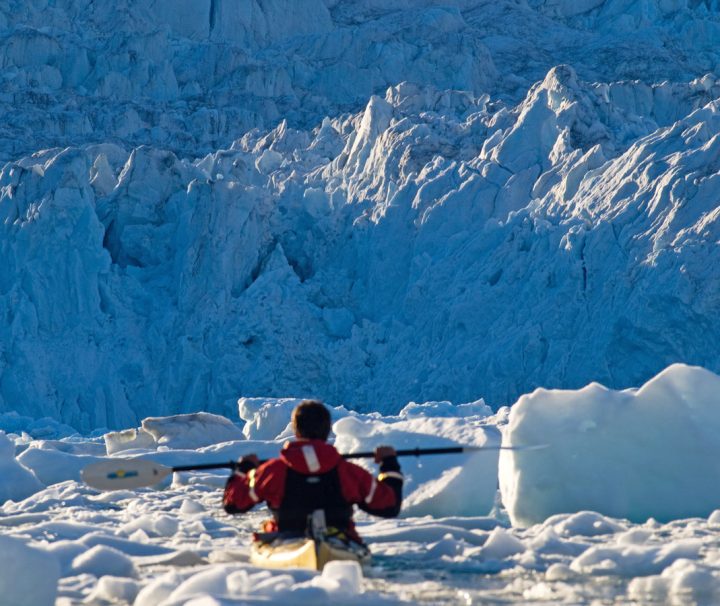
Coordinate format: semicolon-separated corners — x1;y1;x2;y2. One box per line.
84;575;140;604
0;432;44;502
500;364;720;526
4;383;720;604
70;545;138;579
141;412;245;450
104;427;156;455
334;413;500;517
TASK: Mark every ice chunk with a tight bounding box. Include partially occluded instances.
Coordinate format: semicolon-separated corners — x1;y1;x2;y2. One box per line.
571;539;701;577
141;412;244;450
104;427;156;455
481;527;526;560
45;540;87;575
545;563;576;581
17;446;99;486
80;532;175;557
398;400;492;419
0;536;60;606
709;510;720;527
334;415;501;517
180;498;206;514
426;535;466;558
500;364;720;526
545;511;626;537
629;557;720;604
310;560;363;595
162;565;302;603
133;571;189;606
0;432;44;502
255;149;283;174
120;513;179;538
0;412;77;440
84;576;140;603
237;397;303;440
237;398;353;440
70;545;138;578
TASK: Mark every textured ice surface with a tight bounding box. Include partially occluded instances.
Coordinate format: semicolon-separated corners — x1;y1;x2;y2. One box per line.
1;0;719;160
0;432;44;502
4;378;720;604
334;413;501;517
500;364;720;526
1;1;720;431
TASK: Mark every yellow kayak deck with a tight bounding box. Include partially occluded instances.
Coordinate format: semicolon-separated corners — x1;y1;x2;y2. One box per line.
250;536;371;571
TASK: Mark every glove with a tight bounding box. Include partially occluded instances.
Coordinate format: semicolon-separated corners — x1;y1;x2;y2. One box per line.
374;445;396;463
235;454;259;474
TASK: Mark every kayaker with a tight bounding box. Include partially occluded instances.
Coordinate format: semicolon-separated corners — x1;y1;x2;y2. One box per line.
223;399;403;544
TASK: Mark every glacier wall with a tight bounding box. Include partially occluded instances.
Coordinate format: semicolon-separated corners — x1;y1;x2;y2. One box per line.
1;0;720;430
2;0;719;160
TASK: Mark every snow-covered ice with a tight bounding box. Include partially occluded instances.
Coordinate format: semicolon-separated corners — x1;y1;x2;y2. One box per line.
500;363;720;526
105;412;246;453
0;366;719;603
0;432;44;502
333;413;501;518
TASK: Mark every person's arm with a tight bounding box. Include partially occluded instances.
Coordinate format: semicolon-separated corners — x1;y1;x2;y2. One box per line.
348;446;403;518
222;455;261;514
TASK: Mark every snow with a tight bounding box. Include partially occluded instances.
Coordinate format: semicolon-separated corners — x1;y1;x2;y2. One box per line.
71;544;138;578
309;561;364;596
84;576;141;604
500;363;720;527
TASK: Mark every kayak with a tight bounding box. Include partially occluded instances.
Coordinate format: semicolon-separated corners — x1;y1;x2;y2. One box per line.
250;533;371;571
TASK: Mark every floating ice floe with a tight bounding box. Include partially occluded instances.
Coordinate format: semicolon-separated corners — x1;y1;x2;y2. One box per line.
500;363;720;526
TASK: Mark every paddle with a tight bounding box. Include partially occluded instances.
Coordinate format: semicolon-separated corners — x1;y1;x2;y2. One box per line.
81;444;541;491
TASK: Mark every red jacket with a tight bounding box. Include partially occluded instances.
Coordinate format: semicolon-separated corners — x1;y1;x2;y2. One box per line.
223;439;403;540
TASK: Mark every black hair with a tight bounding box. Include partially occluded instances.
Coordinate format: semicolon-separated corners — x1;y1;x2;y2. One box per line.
292;400;331;440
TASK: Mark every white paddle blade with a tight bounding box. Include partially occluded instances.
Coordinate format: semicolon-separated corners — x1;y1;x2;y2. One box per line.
81;458;173;491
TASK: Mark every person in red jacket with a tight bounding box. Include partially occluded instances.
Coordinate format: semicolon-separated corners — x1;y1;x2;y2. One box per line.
223;400;403;544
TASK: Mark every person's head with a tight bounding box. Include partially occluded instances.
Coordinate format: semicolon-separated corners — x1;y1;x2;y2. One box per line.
292;400;332;441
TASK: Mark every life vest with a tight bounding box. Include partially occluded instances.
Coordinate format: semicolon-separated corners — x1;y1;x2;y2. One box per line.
272;440;352;532
273;465;353;532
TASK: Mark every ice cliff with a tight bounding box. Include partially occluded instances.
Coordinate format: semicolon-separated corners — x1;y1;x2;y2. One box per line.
1;0;720;430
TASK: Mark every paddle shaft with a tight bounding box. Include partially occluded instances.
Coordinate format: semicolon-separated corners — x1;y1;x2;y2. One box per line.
169;445;481;473
172;462;237;472
82;443;544;491
345;446;470;459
